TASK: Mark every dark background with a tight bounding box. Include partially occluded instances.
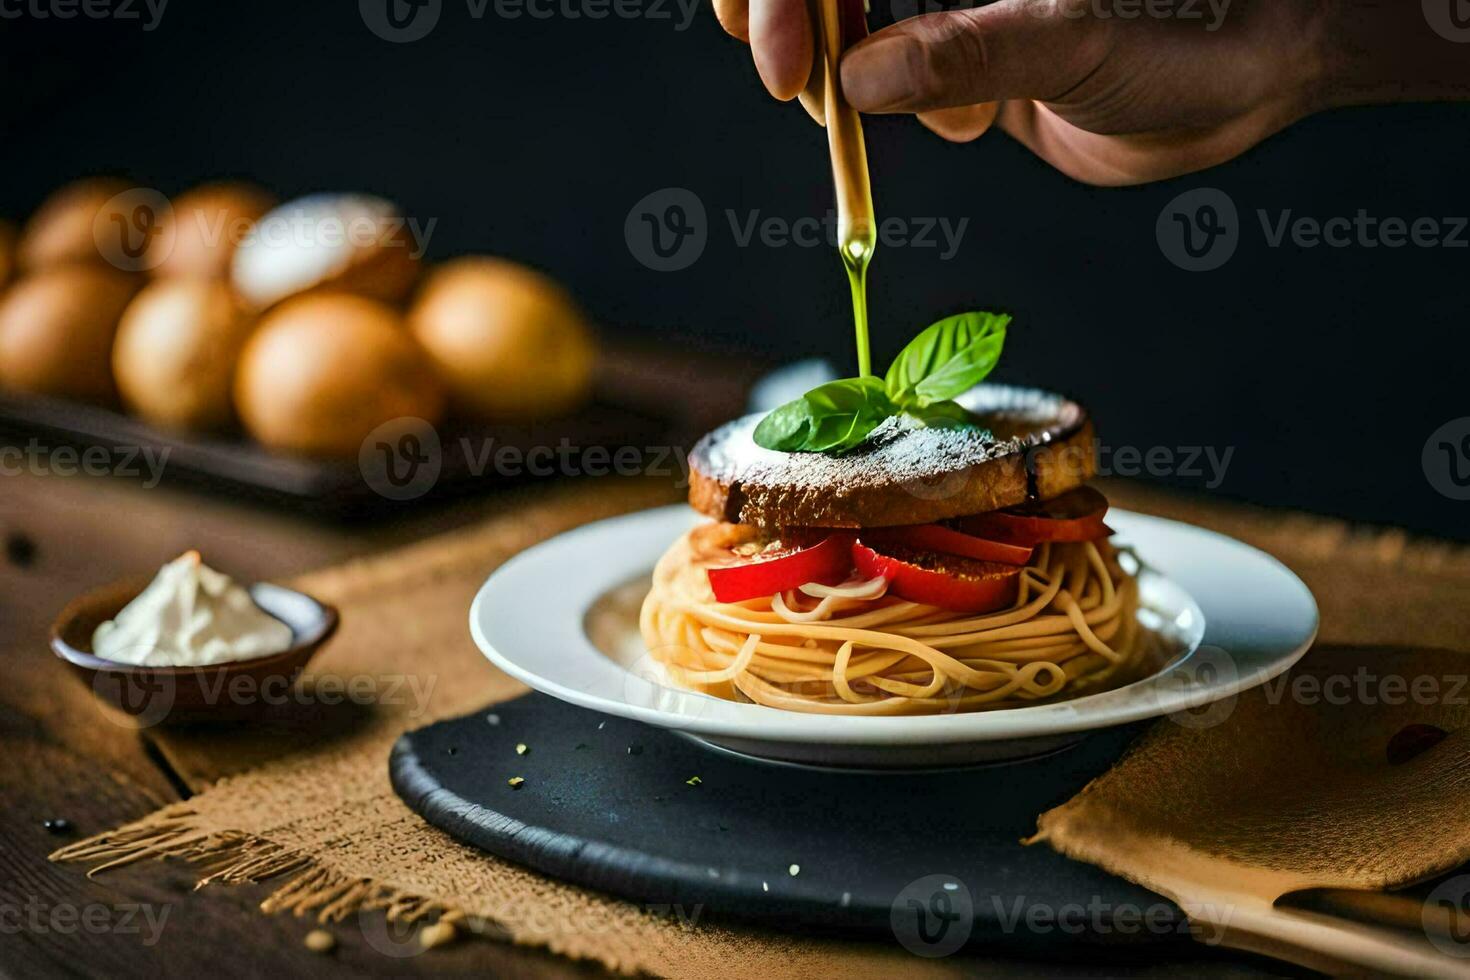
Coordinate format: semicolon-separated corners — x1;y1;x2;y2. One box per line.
2;1;1467;538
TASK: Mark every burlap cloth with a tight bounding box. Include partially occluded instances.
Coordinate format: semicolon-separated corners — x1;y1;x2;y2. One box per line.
53;478;1470;976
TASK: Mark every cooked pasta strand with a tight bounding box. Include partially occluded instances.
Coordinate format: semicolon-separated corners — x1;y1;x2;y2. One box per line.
641;530;1152;715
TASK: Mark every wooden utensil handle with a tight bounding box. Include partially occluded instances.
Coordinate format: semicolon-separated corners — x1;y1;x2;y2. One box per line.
1214;900;1470;978
814;0;874;259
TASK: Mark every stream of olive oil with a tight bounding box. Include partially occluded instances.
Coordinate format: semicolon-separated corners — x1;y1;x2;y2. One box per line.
844;247;872;377
816;0;876;377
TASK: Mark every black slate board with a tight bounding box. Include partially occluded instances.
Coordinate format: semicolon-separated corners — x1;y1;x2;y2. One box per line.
390;693;1193;953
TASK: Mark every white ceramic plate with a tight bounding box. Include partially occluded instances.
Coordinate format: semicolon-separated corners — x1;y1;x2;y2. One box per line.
471;505;1318;768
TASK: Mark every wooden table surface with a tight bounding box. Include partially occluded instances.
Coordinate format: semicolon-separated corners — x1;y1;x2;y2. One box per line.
1;464;1302;978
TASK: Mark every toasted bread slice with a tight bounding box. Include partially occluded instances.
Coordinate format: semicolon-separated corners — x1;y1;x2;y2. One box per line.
690;385;1095;529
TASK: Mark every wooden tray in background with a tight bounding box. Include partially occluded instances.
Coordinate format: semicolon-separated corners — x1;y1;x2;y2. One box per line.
0;341;763;518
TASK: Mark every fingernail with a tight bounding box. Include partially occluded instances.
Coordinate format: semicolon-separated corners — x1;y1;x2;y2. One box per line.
841;35;924;112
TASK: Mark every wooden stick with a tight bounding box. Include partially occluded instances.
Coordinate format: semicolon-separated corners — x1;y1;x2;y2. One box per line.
815;0;876;376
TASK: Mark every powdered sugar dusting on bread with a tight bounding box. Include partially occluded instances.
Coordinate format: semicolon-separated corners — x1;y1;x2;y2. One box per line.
695;385;1085;491
689;385;1093;527
697;414;1012;491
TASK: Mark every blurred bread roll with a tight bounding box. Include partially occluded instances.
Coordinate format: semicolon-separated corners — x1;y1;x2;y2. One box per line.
150;182;275;280
0;220;17;291
409;257;595;420
234;293;444;456
113;279;256;430
231;194;420;310
0;265;139;402
18;177;139;271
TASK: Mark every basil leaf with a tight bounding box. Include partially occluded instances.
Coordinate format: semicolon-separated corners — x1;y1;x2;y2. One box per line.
798;377;894;452
885;311;1010;407
752;397;815;451
801;375;892;415
904;400;986;431
752;376;894;453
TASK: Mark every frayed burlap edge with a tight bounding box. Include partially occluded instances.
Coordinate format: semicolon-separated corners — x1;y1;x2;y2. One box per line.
50;805;490;955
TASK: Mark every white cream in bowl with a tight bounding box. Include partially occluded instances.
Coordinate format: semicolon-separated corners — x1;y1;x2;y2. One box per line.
92;552;293;667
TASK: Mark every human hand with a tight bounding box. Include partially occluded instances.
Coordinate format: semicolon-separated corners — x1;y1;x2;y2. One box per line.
712;0;1335;185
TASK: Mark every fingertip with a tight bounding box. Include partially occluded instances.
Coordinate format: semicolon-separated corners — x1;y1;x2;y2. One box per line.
798;88;827;126
749;0;814;101
917;103;999;143
839;33;923;113
714;0;750;41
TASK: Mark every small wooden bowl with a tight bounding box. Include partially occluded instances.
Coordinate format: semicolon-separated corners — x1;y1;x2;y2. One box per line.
51;577;339;727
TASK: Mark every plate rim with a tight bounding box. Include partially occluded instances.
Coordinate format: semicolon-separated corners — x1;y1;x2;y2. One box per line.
470;504;1319;746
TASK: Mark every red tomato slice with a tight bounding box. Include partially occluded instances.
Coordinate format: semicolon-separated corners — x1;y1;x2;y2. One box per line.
954;486;1110;545
868;524;1034;566
706;533;854;603
852;541;1021;614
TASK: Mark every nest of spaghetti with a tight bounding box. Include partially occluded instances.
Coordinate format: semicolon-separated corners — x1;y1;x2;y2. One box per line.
640;488;1154;716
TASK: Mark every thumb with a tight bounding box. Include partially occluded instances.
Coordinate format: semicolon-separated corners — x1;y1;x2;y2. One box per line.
839;2;1111;113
